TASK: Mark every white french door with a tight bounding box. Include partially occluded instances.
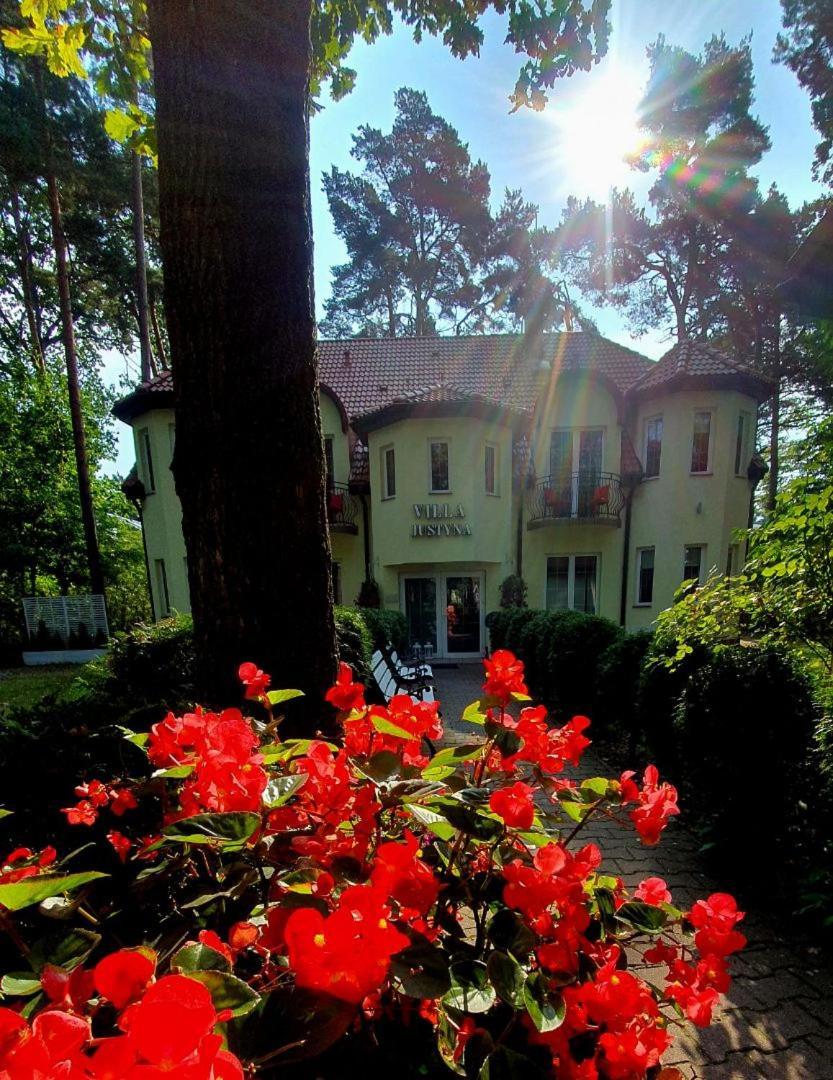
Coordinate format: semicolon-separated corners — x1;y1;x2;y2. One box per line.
401;572;485;660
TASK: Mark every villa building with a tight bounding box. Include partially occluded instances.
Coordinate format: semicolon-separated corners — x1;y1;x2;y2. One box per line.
114;333;771;661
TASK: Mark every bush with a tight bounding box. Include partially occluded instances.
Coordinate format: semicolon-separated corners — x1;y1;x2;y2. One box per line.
333;605;372;682
357;607;408;652
356;578;382;607
671;645;817;878
489;607;623;720
98;613;197;710
499;574;528;608
593;630;653;745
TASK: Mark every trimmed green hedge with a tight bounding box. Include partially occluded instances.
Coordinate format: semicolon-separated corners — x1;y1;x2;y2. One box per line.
357;607;408;653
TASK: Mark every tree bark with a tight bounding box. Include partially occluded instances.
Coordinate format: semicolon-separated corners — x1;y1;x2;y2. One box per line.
149;292;168;370
131;147;154;382
766;308;781;513
146;0;337;714
9;183;45;374
38;70;106;599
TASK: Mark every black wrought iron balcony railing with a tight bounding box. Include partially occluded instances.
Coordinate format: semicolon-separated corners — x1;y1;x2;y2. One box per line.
326;481;359;534
527;472;624;528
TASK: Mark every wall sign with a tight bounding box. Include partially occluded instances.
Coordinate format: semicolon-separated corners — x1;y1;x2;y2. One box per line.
411;503;472;538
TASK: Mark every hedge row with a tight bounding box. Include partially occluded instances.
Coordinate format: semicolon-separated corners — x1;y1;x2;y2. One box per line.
487;607;823;903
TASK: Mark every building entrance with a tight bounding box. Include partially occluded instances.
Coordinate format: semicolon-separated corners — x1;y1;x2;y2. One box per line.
401;572;484;660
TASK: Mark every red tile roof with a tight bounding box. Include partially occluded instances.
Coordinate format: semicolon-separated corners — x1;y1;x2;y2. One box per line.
632;340;773;399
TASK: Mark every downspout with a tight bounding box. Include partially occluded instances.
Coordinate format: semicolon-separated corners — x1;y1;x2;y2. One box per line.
619;487;634;628
516;499;524;578
129;493;156;622
360;493;372;582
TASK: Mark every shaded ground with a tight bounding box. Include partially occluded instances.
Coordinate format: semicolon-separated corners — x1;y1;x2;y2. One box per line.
0;665;76;710
434;664;833;1079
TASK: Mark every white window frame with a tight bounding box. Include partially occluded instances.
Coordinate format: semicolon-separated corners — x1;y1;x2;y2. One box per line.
734;411;751;476
682;544;707;585
544;553;600;614
428;439;451;494
381;444;396;500
635;546;655;606
138;427;155;493
690;410;714;475
643;415;663;479
484;442;499;496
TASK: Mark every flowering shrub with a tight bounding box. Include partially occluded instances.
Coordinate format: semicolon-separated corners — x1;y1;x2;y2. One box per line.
0;650;744;1078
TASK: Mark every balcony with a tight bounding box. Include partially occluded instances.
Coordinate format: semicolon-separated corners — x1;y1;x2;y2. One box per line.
527;472;624;529
326;482;359;534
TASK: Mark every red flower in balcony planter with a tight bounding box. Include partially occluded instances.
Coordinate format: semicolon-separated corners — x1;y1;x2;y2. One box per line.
592;484;610;507
490;781;536;830
328;491;344;514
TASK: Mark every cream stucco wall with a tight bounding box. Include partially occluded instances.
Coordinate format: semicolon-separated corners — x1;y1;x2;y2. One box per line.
366;415;516;617
319;392;366;605
522;373;625;623
626;389;758;630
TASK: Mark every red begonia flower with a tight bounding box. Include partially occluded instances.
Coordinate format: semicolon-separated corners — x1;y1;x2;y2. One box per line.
238;661;271;700
634;876;672;905
490;781;536;830
325;662;366;713
482;650;528;706
94;949;156;1010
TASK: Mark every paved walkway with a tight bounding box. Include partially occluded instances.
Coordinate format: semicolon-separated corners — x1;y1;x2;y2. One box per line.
433;664;833;1079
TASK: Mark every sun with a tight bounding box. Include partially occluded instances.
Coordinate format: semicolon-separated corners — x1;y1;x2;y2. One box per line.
551;63;647;200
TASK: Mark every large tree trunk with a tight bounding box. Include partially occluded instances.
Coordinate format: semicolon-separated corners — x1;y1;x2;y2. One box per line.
38;71;106;599
146;0;337;714
766;311;781;513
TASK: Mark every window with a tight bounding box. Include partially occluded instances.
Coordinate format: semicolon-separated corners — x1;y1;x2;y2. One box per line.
324;436;334;489
331;561;342;605
485;443;498;495
430;440;450;492
644;416;663;478
382;446;396;499
138;428;155;492
154;559;170;617
683;545;705;584
690;411;712;473
734;412;750;476
545;555;598;614
636;547;655;605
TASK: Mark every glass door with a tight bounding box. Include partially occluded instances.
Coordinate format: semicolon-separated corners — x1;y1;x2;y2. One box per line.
403;577;438;659
444;576;481;655
577;429;603;516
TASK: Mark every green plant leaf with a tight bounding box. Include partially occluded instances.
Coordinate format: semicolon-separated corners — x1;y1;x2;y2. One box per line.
616;901;668;932
171;942;232;974
263;773;308;808
480;1046;547;1079
407;803;457;841
30;929;100;973
371;714;415;739
187;970;260;1017
267;689;305;706
486;950;525;1007
162;812;260;849
487;910;535;961
0;809;13;821
462;702;488;725
1;973;41;997
425;744;483;771
0;872;107;912
443;960;496;1014
523;972;565;1032
390;938;451;998
152;763;194;779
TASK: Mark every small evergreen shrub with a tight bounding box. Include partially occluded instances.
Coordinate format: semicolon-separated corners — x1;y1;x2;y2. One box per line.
333;605;372;682
499;574;528;608
594;630;653;745
356;578;382;608
357;607;408;652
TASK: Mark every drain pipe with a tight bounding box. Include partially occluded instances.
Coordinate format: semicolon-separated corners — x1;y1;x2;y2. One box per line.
360;493;372;581
128;492;156;622
619;487;635;628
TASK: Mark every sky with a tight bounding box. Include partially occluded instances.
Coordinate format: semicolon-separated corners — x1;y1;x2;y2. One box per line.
106;0;825;475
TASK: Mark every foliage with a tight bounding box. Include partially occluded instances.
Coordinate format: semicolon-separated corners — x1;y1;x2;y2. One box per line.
356;606;408;653
0;651;745;1078
487;607;623;720
499;574;528;609
0;663;75;708
333;605;373;683
321;87;571;338
355;577;381;608
593;631;653;745
775;0;833;186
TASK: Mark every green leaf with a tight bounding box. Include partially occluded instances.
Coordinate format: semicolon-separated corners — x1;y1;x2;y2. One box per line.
0;872;107;912
523;972;565;1032
425;744;483;771
371;714;415;739
267;689;305;706
487;910;535;961
152;763;194;779
187;970;260;1017
390;938;451;998
1;973;41;997
443;960;496;1014
486;951;525;1007
438;801;501;842
263;773;308;808
580;777;610;800
407;803;457;841
0;809;13;821
359;751;403;783
104;107;139;142
162;812;260;849
616;901;668;933
480;1047;547;1079
171;942;232;974
462;702;488;725
30;929;100;973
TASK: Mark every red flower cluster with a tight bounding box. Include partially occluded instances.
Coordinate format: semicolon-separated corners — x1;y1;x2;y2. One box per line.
325;661;367;713
61;780;137;827
266;740;380;865
482;649;528;706
343;693;443;769
620;765;680;846
283;884;410;1003
504;841;601;943
0;845;56;887
148;707;267;817
688;893;747;957
0;950;242;1079
490;781;536;830
237;660;270;700
494;705;591;775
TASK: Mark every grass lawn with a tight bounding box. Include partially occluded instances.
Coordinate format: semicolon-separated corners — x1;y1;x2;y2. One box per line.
0;665;78;710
